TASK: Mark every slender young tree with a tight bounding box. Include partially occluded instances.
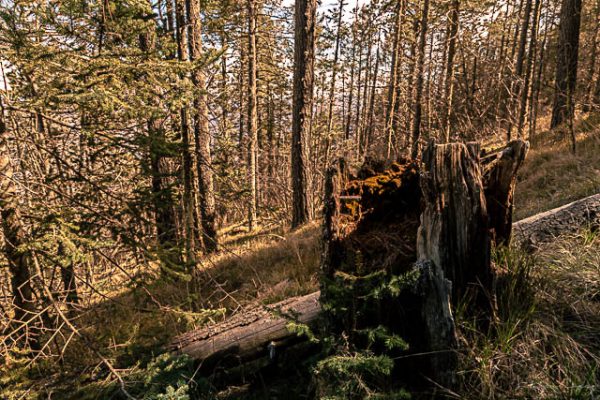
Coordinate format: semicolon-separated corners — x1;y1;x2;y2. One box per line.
364;37;380;157
291;0;317;228
247;0;259;231
507;0;533;140
175;0;198;262
442;0;459;142
323;0;344;165
385;0;405;158
188;0;218;252
517;0;542;137
410;0;430;159
0;99;39;350
140;3;181;267
583;0;600;112
344;5;359;141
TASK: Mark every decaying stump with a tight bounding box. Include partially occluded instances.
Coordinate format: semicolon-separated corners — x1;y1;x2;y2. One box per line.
170;291;320;370
418;142;492;306
321;157;457;388
172;140;531;390
513;192;600;249
483;140;530;245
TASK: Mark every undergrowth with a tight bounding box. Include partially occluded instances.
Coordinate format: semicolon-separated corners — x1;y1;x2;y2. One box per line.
457;230;600;399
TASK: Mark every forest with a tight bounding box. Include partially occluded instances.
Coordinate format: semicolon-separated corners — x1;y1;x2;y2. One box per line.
0;0;599;398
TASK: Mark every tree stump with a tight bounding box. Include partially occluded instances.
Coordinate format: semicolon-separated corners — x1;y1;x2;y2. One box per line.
171;140;530;391
418;141;492;306
483;140;530;246
320;157;457;388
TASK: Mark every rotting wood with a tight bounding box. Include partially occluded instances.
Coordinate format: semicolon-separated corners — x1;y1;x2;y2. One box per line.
170;291;321;367
418;141;492;306
513;192;600;249
484;140;530;246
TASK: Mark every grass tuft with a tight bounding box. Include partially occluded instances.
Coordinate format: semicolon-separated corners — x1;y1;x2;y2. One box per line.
458;231;600;399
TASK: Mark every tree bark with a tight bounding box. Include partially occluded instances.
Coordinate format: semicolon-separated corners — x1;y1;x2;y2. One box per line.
550;0;583;129
291;0;316;228
483;140;530;245
247;0;259;231
418;142;491;308
0;104;40;350
188;0;218;252
410;0;430;159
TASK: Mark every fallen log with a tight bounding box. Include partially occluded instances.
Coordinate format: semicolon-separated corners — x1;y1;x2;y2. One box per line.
512;192;600;249
170;291;321;367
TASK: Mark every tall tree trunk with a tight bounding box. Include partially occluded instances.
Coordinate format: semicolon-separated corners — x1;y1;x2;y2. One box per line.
238;41;246;161
247;0;259;231
583;0;600;113
410;0;430;159
385;0;405;158
344;6;359;141
550;0;583;129
0;103;40;350
517;0;541;137
220;29;230;147
354;39;366;158
529;3;551;137
358;34;372;159
507;0;533;140
323;0;344;166
188;0;218;252
175;0;198;263
442;0;459;142
364;39;380;157
291;0;316;228
165;0;175;34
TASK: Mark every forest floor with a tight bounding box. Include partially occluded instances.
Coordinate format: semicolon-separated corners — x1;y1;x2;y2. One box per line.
1;119;600;399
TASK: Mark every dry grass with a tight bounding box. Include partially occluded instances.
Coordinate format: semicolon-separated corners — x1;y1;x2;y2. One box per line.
514;113;600;220
0;221;322;399
458;230;600;399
